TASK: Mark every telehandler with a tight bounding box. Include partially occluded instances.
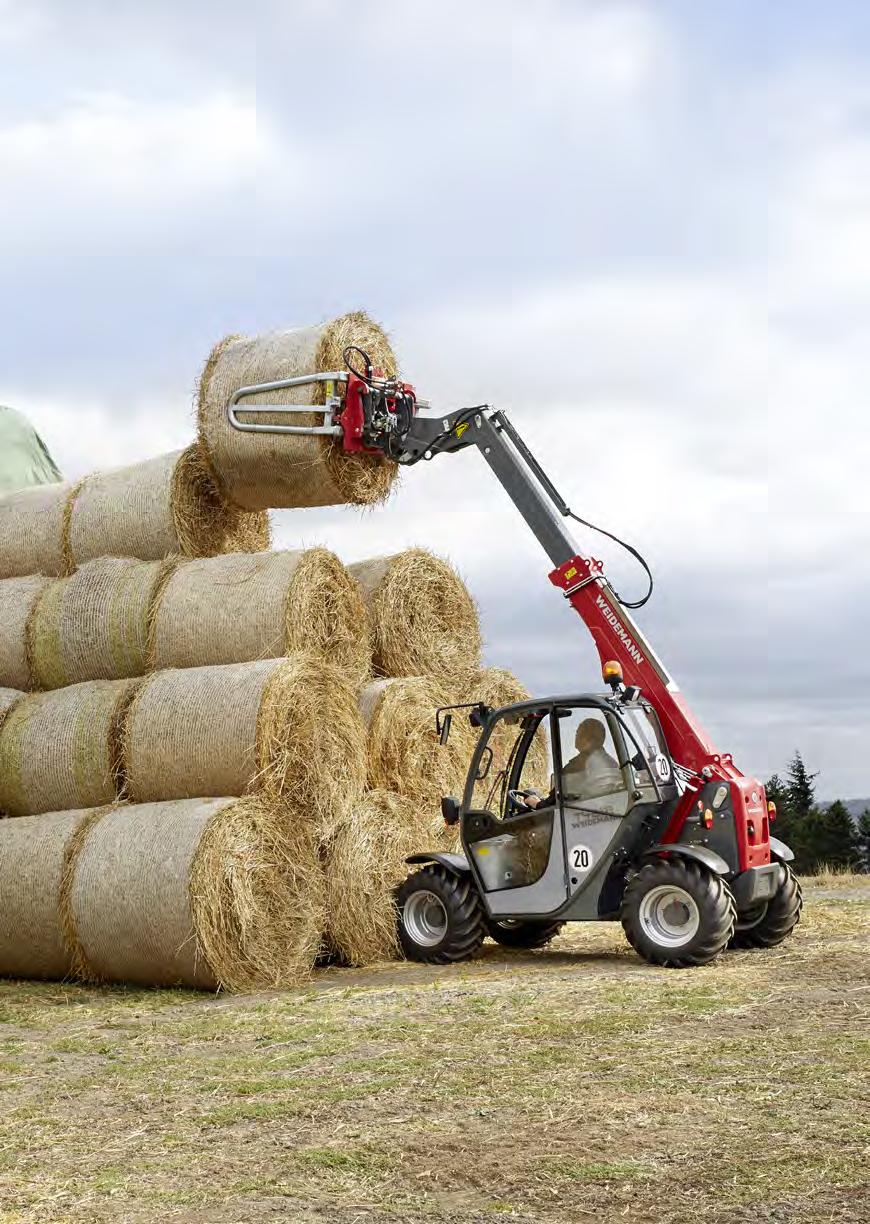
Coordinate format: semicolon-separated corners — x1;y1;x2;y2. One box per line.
228;349;802;968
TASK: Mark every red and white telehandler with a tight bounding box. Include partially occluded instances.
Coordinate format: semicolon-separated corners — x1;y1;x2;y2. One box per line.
229;349;802;968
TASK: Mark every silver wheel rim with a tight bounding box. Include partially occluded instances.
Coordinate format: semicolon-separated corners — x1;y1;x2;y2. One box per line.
403;890;448;948
638;884;700;948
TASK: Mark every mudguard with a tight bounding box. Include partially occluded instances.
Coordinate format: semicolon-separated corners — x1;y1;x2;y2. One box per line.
405;852;471;876
768;835;795;863
642;842;731;876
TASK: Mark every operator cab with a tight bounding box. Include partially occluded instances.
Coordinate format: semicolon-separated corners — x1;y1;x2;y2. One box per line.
456;690;678;922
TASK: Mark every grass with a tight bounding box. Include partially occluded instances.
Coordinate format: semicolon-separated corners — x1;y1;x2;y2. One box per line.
0;881;866;1222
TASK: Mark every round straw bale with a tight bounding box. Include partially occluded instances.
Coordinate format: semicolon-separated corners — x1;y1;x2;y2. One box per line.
67;445;269;567
0;686;23;731
28;557;176;690
324;789;431;966
124;658;366;826
197;313;399;511
149;548;370;684
0;575;50;689
360;676;477;823
0;481;73;579
0;678;138;818
0;808;104;980
66;796;323;991
469;668;550;807
348;549;481;682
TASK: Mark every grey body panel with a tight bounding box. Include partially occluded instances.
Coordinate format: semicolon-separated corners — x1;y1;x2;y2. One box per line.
483;816;567;917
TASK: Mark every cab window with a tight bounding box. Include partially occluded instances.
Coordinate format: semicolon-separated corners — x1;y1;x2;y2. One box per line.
556;708;630;818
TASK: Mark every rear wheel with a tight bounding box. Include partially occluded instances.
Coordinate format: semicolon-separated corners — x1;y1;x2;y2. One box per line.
730;864;802;949
396;865;485;964
485;918;564;949
621;858;736;967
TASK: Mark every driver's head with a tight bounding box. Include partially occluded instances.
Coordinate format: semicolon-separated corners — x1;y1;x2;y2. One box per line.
575;718;606;753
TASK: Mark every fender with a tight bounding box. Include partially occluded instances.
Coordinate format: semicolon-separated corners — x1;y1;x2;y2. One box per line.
641;842;731;876
768;835;794;864
406;852;471;876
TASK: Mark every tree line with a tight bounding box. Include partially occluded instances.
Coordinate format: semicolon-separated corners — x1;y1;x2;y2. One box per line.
765;752;869;874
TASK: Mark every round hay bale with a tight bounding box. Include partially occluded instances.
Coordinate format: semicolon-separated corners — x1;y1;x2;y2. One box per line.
0;481;73;579
124;657;367;825
0;678;138;818
0;575;50;689
65;796;324;991
0;686;23;729
28;557;176;690
197;313;399;511
0;808;105;980
470;668;550;808
67;445;269;567
360;676;476;822
149;549;370;684
348;549;481;682
324;789;426;967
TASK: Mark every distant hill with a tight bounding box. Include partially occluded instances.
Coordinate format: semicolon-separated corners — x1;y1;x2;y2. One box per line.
844;799;870;820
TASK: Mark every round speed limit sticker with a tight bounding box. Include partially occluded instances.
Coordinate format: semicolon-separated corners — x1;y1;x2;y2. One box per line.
569;844;594;875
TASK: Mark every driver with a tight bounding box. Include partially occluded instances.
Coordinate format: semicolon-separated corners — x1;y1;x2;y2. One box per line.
522;718;622;809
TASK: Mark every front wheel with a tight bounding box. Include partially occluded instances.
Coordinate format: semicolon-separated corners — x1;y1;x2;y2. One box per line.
730;864;802;949
621;858;736;968
396;865;485;964
486;918;564;949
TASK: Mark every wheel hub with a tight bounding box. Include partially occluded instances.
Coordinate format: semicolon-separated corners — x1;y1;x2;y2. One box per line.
637;884;700;948
403;889;448;947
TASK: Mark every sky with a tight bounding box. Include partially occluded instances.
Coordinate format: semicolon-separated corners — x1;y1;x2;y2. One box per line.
1;1;868;796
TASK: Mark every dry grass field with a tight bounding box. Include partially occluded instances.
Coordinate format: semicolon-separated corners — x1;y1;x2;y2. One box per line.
0;880;867;1223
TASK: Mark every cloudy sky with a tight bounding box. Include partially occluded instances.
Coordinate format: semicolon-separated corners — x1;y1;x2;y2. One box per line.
2;1;868;796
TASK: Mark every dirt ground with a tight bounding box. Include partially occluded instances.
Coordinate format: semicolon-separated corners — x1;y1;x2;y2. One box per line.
0;880;867;1224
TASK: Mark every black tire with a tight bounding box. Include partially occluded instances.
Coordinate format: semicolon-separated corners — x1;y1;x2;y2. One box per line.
486;918;564;949
396;865;485;964
729;863;802;949
621;858;736;968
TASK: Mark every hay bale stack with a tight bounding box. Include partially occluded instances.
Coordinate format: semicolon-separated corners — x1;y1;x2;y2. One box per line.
0;686;22;728
125;658;366;827
149;549;369;684
0;808;106;980
64;796;324;991
27;557;176;690
0;679;138;817
0;574;50;689
67;445;269;568
198;313;399;511
324;790;428;966
360;676;476;820
348;549;481;682
0;482;73;579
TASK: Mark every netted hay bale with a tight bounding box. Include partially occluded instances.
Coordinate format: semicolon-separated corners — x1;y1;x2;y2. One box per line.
0;808;106;980
468;668;551;808
324;789;429;966
0;575;50;689
67;445;269;567
197;313;399;511
125;658;366;826
348;549;481;682
149;549;370;684
360;677;476;824
28;557;176;690
0;678;138;817
0;482;73;579
65;796;324;990
0;687;23;729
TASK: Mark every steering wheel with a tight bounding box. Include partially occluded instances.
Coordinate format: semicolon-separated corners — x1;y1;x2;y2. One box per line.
507;788;531;814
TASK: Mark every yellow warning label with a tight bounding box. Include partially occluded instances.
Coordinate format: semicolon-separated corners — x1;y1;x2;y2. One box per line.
455;422;469;439
565;566;578;580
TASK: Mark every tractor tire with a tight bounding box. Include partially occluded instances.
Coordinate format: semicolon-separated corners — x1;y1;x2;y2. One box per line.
396;865;485;965
486;918;564;949
729;863;803;949
621;858;736;968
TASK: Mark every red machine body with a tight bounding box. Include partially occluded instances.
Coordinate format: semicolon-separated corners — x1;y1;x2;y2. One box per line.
550;554;770;871
337;372;419;454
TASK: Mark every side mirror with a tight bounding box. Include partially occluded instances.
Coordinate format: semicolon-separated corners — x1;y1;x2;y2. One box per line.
438;713;453;746
468;703;491;729
441;796;460;826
